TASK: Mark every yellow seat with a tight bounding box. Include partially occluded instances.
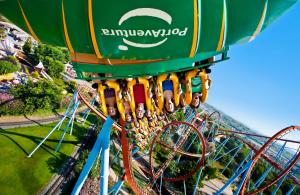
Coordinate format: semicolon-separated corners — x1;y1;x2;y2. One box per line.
156;73;180;115
127;78;154;120
184;69;210;104
97;80;125;120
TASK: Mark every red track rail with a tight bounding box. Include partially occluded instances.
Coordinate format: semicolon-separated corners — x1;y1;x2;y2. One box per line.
220;129;300;144
217;126;300;194
241;126;300;195
77;85;122;131
119;119;147;195
78;86;145;194
79;87;300;194
216;133;300;194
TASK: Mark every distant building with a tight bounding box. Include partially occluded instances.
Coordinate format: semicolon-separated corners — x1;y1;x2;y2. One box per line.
34;61;53;81
64;62;76;78
35;61;45;71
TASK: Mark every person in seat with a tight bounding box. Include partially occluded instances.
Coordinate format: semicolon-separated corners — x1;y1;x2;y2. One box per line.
146;110;156;128
133;84;146;119
104;88;118;118
189;68;212;109
119;84;134;124
162;79;175;113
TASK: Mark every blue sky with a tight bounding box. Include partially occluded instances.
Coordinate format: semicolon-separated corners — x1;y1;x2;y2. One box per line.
207;2;300;137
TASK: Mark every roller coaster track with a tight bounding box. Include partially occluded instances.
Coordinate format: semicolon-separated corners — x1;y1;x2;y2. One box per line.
78;85;145;194
157;141;203;158
77;85;121;131
78;85;151;194
119;119;148;195
217;128;300;195
78;85;300;194
220;129;300;144
239;126;300;195
149;121;206;183
78;85;207;194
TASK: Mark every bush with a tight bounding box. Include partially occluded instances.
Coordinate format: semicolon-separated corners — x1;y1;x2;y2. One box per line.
2;56;20;67
0;99;25;116
42;56;64;78
32;44;68;64
65;80;77;93
0;60;19;75
204;166;218;180
22;38;32;54
0;93;25;115
10;79;63;114
31;71;40;78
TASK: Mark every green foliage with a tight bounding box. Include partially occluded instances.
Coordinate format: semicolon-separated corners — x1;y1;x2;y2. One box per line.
0;60;19;75
222;167;234;178
31;44;69;78
42;56;64;78
60;47;71;62
66;81;77;93
153;144;169;163
31;71;40;78
203;166;218;180
10;79;63;114
0;99;25;116
74;150;89;176
22;38;32;54
2;56;20;67
24;66;30;75
175;108;185;121
32;44;68;63
281;179;295;194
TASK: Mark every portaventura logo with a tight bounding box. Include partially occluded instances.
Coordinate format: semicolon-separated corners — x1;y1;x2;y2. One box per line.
100;8;189;51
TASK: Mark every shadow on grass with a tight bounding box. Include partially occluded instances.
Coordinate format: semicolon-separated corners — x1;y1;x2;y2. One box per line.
0;132;29;156
23;115;44;126
46;153;71;174
0;128;78;157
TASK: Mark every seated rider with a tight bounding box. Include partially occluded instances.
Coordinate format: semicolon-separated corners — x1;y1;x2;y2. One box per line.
119;87;134;124
146;110;156;128
104;88;118;117
186;68;212;109
162;80;175;113
133;84;146;119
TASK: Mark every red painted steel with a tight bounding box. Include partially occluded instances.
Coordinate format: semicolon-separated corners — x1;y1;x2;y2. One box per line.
216;133;300;194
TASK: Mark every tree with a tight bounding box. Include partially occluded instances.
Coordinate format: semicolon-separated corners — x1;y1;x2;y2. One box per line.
30;44;68;78
32;44;68;64
0;60;19;75
22;38;32;55
42;56;64;78
10;79;63;113
204;166;218;180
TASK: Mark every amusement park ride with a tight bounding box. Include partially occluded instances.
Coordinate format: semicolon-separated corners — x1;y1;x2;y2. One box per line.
1;0;299;194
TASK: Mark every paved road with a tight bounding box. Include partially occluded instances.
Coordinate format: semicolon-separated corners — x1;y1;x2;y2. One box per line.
0;107;88;129
0;116;62;129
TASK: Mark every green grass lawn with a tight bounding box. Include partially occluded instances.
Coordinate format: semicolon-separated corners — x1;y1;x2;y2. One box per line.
0;115;96;195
